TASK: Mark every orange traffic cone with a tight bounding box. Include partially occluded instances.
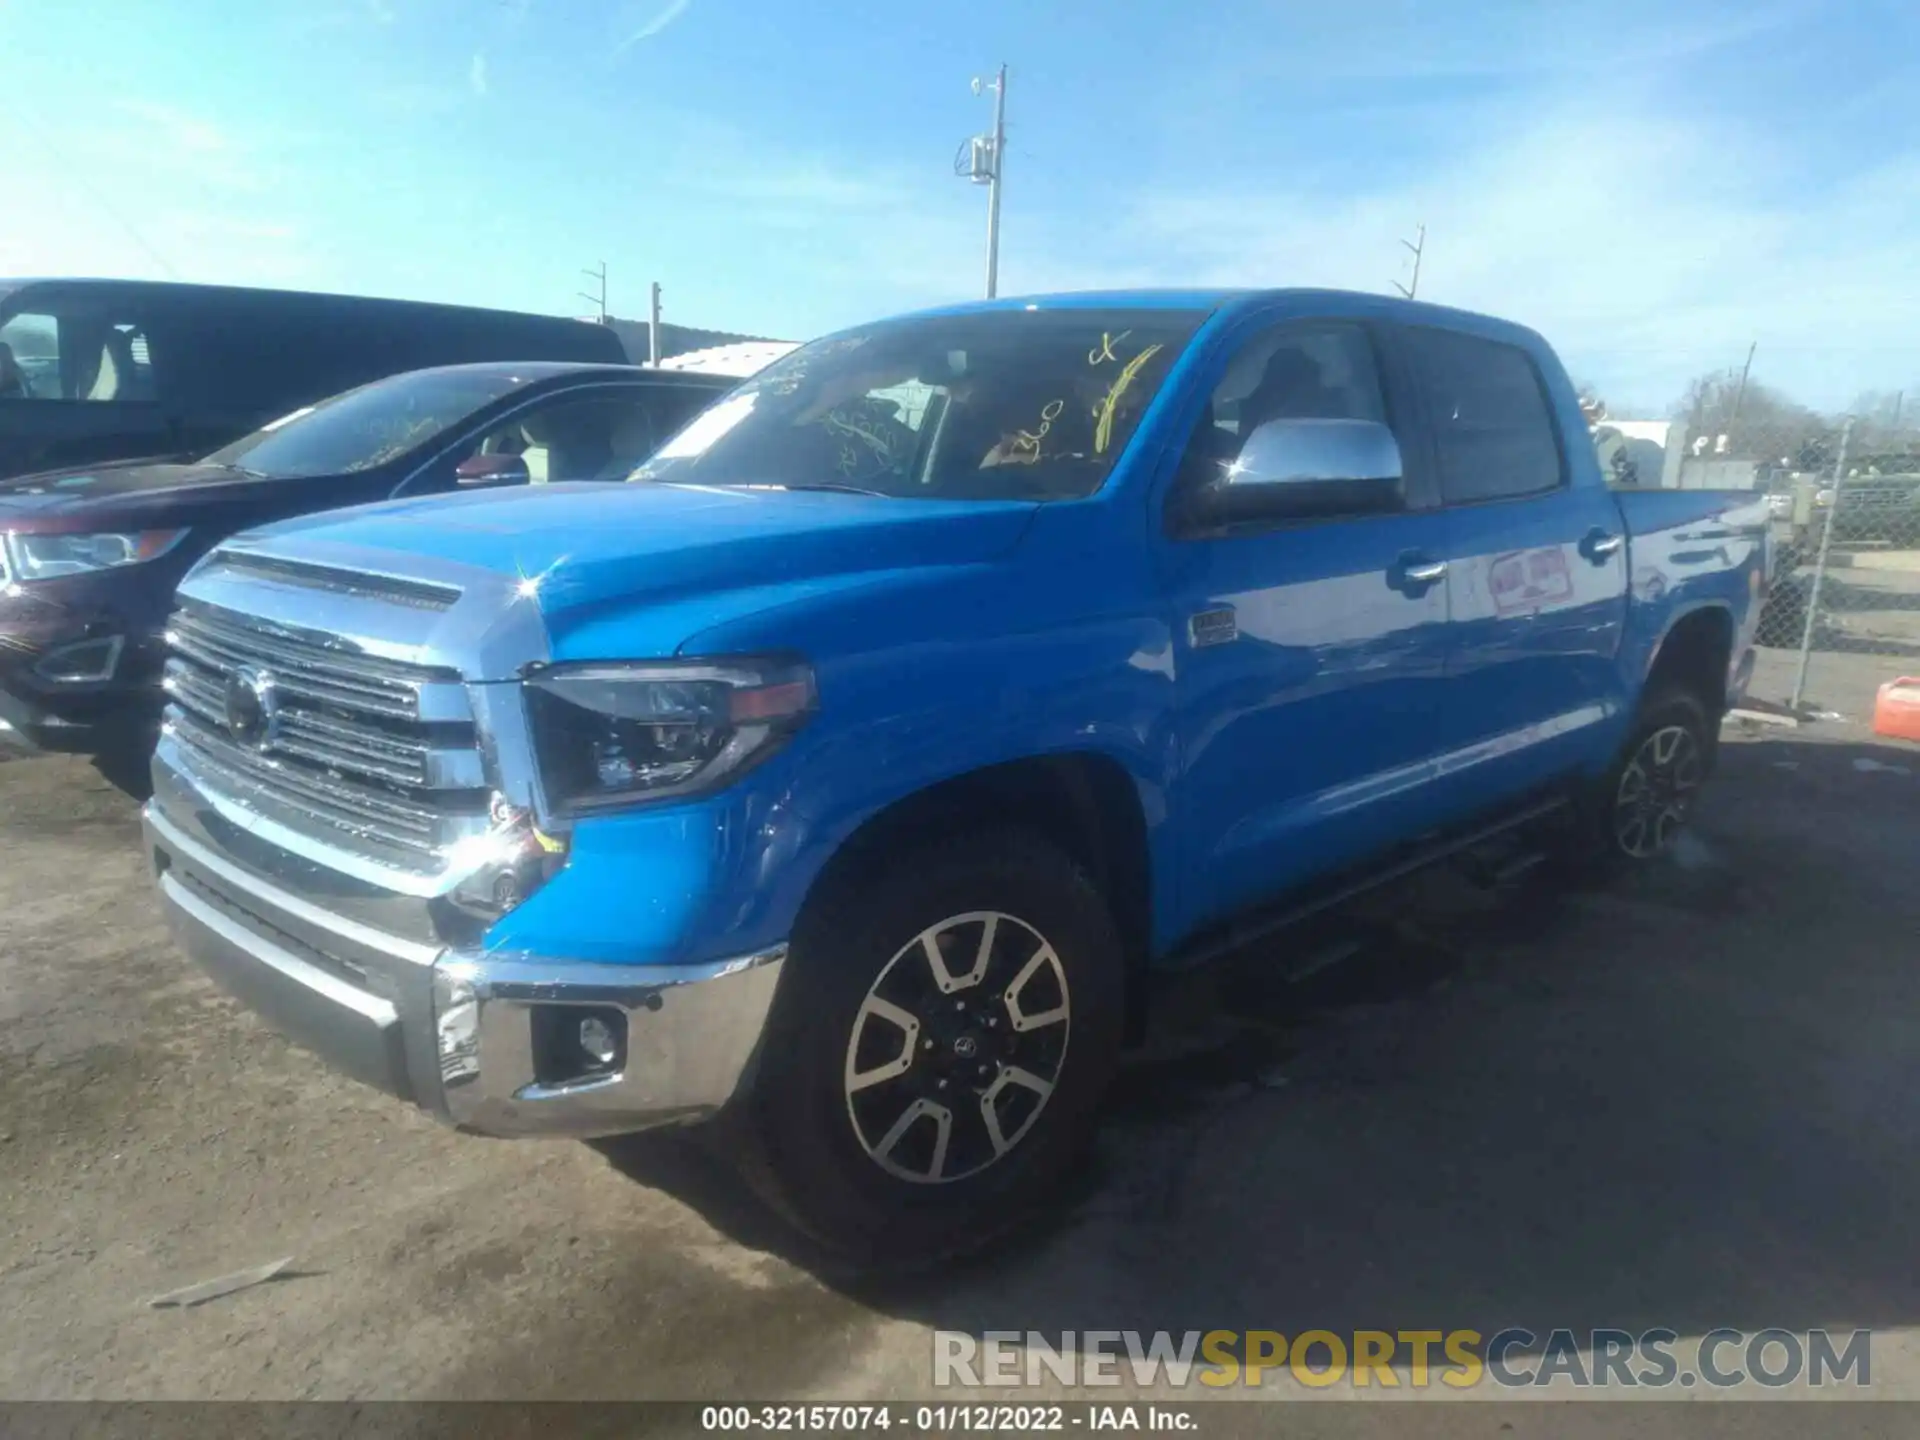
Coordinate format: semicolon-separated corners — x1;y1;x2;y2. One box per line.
1872;677;1920;743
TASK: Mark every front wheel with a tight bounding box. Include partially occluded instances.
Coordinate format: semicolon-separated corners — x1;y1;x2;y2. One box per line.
734;830;1125;1267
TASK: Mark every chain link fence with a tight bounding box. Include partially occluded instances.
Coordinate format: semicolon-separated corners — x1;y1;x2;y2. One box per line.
1591;402;1920;728
1745;418;1920;724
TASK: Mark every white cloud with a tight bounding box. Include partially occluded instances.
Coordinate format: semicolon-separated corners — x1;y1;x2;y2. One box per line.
4;98;305;286
614;0;692;56
1065;101;1920;413
113;100;232;159
76;101;270;194
468;52;489;98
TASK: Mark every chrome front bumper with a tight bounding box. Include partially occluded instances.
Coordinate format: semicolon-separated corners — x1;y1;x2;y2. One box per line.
144;803;786;1139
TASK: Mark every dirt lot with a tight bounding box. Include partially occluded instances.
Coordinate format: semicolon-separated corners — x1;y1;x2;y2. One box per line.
2;724;1919;1410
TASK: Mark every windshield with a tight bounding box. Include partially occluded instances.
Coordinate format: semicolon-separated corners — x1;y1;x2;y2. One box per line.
632;308;1205;501
205;368;526;478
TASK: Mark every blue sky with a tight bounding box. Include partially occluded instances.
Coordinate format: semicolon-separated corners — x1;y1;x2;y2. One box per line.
4;0;1916;413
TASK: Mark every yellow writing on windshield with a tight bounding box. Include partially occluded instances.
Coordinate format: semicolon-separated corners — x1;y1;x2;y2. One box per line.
1008;398;1067;462
824;408;896;475
1094;343;1164;453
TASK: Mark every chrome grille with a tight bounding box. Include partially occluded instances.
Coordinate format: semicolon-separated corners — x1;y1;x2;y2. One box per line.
161;598;489;872
167;604;442;720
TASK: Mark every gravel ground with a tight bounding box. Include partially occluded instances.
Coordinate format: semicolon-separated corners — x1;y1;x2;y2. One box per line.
2;723;1918;1412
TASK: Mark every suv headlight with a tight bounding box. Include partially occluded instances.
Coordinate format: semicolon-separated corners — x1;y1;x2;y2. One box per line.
524;658;815;812
3;529;188;581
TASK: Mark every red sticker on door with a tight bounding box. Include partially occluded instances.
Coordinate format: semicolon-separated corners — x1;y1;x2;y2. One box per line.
1489;546;1574;614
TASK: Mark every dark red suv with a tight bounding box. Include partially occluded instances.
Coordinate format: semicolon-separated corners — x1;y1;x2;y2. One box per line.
0;361;729;787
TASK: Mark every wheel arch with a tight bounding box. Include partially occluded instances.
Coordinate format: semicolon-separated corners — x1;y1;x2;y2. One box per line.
798;751;1155;1042
1644;602;1736;716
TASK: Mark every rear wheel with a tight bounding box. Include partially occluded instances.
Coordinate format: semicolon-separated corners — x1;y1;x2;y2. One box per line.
1578;688;1712;866
734;830;1125;1267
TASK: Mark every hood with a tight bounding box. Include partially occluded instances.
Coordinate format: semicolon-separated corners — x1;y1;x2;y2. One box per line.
232;481;1040;635
0;458;339;528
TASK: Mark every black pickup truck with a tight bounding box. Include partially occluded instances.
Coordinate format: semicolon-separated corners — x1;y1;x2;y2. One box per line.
0;278;631;481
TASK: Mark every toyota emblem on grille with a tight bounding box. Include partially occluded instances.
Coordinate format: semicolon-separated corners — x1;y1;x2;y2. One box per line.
224;666;281;748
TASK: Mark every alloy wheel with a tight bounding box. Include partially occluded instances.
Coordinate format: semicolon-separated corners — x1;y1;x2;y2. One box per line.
1614;724;1703;858
842;910;1071;1184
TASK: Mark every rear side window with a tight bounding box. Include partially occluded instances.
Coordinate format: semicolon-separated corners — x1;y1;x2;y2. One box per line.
0;310;158;403
1404;328;1562;504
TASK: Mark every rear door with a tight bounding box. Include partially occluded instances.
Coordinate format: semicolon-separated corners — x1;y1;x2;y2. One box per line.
1403;325;1631;808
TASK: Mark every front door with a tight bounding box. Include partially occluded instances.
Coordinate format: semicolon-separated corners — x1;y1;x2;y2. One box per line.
1159;317;1457;937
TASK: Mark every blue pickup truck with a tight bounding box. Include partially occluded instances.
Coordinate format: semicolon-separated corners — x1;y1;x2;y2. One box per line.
144;290;1768;1263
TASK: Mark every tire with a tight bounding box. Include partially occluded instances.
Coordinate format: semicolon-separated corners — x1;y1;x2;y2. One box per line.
732;828;1126;1269
1578;687;1713;867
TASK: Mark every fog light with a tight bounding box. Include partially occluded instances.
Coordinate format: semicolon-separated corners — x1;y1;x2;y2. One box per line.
579;1015;618;1066
530;1004;626;1086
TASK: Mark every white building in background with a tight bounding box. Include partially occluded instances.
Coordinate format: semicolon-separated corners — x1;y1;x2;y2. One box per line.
1592;419;1759;490
655;339;801;378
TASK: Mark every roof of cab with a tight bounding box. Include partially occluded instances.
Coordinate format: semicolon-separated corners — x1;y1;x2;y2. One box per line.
902;289;1252;318
882;287;1549;348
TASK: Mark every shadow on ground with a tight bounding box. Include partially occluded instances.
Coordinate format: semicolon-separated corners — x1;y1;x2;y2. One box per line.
598;731;1920;1357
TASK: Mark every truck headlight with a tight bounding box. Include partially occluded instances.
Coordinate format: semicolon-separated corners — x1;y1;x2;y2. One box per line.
524;659;814;812
3;529;188;581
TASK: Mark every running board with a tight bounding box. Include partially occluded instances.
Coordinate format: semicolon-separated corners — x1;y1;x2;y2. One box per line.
1171;794;1572;971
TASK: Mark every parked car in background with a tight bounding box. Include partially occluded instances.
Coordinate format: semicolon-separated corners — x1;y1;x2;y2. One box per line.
0;361;730;785
1826;473;1920;544
143;290;1766;1264
0;278;630;481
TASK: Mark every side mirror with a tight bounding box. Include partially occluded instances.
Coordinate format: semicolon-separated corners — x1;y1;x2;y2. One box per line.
1190;418;1404;528
455;453;531;488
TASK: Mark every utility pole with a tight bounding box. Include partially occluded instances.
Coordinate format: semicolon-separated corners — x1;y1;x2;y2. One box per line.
957;65;1009;299
1726;341;1757;446
577;261;608;323
1393;223;1425;300
648;281;662;366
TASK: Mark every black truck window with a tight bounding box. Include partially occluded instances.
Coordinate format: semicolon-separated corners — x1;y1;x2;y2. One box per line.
0;311;157;404
1405;327;1564;504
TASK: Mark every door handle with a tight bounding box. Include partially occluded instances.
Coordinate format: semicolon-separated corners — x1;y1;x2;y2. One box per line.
1580;529;1624;563
1402;559;1448;584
